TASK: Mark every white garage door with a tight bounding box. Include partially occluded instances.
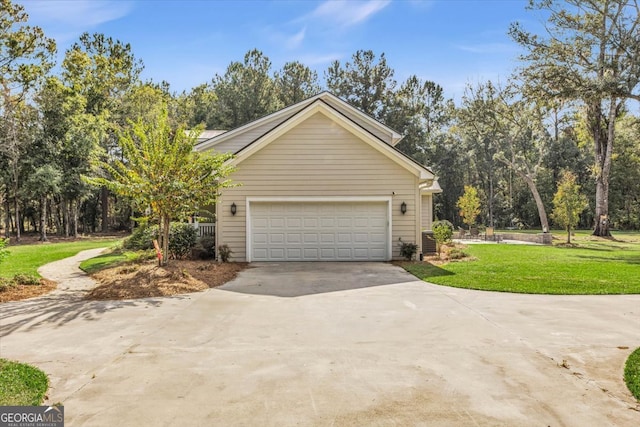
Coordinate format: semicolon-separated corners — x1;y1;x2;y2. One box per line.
250;202;388;261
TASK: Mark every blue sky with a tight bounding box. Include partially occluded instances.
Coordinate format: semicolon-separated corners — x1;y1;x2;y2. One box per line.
21;0;544;101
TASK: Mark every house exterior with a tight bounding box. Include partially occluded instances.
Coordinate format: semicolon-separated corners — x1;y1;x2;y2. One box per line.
194;92;441;262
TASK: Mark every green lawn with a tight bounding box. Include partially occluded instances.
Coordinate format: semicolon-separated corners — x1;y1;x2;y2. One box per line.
79;249;154;274
625;347;640;401
404;234;640;294
1;238;121;278
0;359;48;406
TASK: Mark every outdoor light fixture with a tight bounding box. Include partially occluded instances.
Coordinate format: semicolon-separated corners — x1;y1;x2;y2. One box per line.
401;201;407;215
230;203;237;216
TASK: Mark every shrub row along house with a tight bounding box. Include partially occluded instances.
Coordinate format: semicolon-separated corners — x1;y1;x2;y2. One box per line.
195;92;441;262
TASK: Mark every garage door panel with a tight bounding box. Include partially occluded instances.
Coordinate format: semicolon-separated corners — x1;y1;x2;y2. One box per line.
269;233;285;244
287;248;302;259
287;217;302;227
320;233;335;243
303;248;319;258
304;218;318;227
251;201;388;261
303;233;318;243
286;233;302;243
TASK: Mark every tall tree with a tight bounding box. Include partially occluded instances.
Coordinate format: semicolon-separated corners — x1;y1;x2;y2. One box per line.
38;76;106;237
212;49;281;129
85;110;235;265
510;0;640;236
275;61;321;106
62;32;143;232
325;50;395;118
384;75;452;165
457;82;502;227
494;85;552;233
0;0;55;241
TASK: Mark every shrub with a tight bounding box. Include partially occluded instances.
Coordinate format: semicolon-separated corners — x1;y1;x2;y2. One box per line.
218;244;232;262
194;235;216;260
124;226;155;250
0;277;15;292
433;221;454;255
448;248;468;260
398;238;418;261
168;223;198;259
125;223;197;259
12;274;42;286
0;238;9;264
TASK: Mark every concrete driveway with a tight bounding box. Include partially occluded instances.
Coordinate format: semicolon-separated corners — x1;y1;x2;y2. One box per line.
1;255;639;426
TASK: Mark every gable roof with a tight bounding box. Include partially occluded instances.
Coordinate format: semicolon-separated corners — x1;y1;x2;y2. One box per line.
194;91;402;153
194;91;438;184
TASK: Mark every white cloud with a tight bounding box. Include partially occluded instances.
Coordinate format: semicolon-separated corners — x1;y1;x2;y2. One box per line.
296;52;344;66
23;1;133;42
306;0;391;28
454;43;519;55
286;27;306;49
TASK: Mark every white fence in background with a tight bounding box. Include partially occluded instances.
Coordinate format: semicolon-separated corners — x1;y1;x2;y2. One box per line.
194;222;216;237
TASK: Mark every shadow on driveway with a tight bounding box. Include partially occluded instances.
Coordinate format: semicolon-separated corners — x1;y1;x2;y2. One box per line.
0;294;167;338
217;262;419;297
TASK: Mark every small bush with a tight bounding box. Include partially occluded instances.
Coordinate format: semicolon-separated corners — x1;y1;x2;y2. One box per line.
198;236;216;258
12;274;41;286
124;226;155;250
398;238;418;261
433;222;454;254
0;278;15;292
448;248;468;260
168;223;198;259
218;244;232;262
125;223;197;259
0;238;9;263
625;347;640;401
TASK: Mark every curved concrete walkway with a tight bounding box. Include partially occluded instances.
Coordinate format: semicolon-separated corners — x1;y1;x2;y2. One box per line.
37;248;108;297
1;256;639;426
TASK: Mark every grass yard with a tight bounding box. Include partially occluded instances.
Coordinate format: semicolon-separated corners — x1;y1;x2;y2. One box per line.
625;347;640;401
403;233;640;294
0;359;48;406
1;238;121;278
79;249;154;274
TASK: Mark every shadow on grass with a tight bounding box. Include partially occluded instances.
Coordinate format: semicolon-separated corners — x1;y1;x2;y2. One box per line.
574;254;640;264
399;262;455;280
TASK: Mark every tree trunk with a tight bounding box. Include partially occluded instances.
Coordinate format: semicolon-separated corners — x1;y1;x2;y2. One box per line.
13;194;20;243
63;198;70;237
72;200;79;238
567;225;571;244
591;99;617;237
161;215;170;266
518;172;549;233
4;196;10;239
39;195;47;241
101;187;109;232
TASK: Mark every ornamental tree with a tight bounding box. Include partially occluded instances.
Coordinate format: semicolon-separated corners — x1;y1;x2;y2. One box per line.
85;109;235;265
457;185;481;230
551;171;589;244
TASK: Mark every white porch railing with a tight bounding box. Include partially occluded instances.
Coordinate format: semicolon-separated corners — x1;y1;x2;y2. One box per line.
194;222;215;237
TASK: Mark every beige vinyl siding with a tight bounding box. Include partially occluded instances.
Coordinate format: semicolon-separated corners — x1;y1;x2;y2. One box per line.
421;194;433;231
208;110;300;154
217;112;418;261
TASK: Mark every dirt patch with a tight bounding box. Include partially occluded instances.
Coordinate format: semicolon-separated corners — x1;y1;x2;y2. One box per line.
86;260;248;300
0;279;57;303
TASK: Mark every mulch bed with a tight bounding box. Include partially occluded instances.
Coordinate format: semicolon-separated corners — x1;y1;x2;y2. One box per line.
86;260;249;300
0;279;57;303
